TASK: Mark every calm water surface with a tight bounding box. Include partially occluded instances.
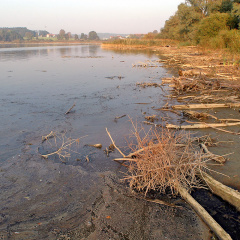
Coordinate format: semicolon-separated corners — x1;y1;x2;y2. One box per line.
0;44;170;163
0;44;239;184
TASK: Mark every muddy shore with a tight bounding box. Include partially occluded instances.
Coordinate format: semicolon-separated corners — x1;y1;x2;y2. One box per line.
1;43;239;239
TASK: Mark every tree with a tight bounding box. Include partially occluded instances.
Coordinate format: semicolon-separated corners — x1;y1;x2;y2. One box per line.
25;32;33;40
196;12;230;42
74;34;79;40
58;29;66;40
80;33;88;40
186;0;222;16
88;31;99;40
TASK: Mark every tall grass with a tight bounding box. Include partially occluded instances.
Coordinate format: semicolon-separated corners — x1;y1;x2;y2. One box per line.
102;38;179;47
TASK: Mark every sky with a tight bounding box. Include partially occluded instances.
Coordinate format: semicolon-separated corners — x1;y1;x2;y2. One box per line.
1;0;184;34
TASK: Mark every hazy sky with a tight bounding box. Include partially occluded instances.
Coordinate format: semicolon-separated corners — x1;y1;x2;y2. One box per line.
1;0;184;34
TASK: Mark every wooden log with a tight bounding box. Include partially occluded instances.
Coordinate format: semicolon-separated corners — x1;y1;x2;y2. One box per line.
166;122;240;129
178;186;232;240
200;172;240;212
172;103;240;110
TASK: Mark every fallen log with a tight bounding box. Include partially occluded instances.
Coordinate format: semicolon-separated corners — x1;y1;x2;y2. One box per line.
183;110;218;120
200;172;240;212
172;103;240;110
199;143;226;164
178;186;232;240
166;122;240;129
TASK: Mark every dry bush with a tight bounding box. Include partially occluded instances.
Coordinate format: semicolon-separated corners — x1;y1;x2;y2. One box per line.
124;123;209;195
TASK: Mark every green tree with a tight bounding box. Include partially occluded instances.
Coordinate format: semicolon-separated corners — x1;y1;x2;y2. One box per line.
88;31;99;40
196;12;230;42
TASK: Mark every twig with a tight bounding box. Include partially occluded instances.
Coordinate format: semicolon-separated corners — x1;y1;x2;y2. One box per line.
65;103;76;114
115;114;126;120
106;128;126;158
199;143;226;164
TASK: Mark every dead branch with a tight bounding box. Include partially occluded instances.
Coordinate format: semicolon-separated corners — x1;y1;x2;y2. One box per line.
106;128;126;158
183;110;218;120
200;143;226;164
172;103;240;110
166;122;240;129
115;114;126;120
42;131;55;143
200;172;240;211
178;186;232;240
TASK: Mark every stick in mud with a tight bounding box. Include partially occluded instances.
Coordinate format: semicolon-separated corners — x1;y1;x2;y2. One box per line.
65;103;76;114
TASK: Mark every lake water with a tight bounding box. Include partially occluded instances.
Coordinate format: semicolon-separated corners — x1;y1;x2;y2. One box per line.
0;44;171;163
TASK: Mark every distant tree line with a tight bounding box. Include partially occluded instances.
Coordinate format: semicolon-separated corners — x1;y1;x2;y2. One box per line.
57;29;99;40
0;27;38;41
154;0;240;51
0;27;100;42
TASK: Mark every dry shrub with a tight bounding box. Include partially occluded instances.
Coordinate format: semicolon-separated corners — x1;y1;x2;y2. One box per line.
125;123;209;195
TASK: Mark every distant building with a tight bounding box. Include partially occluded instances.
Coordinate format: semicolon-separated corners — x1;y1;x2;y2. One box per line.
46;34;56;38
109;35;126;40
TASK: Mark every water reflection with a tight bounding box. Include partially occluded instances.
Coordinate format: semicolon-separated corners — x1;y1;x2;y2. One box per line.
0;44;102;61
103;47;157;57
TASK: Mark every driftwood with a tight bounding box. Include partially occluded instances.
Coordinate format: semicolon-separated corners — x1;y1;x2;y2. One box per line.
166;122;240;129
172;103;240;110
200;172;240;212
178;186;232;240
183;110;218;120
65;103;76;114
86;144;102;149
199;143;226;164
115;114;126;120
